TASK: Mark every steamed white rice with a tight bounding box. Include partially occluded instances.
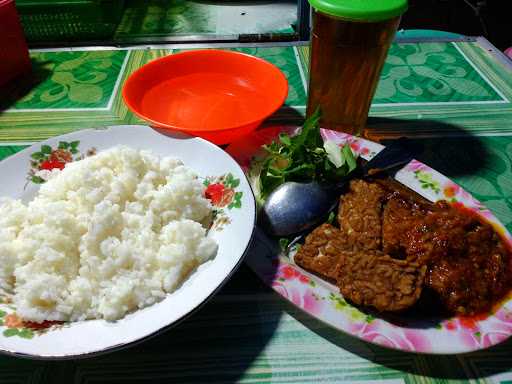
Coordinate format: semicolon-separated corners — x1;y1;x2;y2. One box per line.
0;146;217;322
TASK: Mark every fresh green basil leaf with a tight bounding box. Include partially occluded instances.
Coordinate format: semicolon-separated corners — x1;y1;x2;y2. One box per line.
342;144;357;173
279;133;291;146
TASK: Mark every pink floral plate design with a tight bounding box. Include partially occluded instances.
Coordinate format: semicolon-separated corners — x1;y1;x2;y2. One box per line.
226;126;512;354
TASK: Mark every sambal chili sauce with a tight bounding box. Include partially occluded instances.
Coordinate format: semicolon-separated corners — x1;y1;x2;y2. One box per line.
411;200;512;317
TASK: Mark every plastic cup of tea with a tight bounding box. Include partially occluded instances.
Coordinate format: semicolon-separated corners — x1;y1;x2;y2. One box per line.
306;0;407;135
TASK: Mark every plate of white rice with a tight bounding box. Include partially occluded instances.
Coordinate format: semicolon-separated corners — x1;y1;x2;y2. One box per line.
0;125;256;359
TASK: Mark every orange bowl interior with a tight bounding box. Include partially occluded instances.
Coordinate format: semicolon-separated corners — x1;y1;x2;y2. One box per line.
122;50;288;145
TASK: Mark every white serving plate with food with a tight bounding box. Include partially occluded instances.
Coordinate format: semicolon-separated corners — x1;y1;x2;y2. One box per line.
227;126;512;354
0;125;256;359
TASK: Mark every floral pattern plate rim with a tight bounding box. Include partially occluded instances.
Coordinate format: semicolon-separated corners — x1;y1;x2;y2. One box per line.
0;125;256;359
226;126;512;355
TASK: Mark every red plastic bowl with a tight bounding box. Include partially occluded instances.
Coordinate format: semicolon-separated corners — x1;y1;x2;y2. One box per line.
122;49;288;145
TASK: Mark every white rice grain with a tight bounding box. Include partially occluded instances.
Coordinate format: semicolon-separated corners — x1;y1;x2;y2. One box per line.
0;146;217;322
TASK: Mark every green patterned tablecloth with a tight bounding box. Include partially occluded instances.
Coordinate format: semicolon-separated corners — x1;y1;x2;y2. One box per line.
1;39;512;383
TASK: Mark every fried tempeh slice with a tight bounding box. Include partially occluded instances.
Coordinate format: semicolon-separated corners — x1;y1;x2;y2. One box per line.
335;250;426;312
293;223;350;280
337;180;386;251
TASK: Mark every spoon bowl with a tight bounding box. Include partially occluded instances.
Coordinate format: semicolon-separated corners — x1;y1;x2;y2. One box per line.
259;181;340;237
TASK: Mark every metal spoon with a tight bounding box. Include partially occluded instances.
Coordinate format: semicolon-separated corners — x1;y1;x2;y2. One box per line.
259;137;418;237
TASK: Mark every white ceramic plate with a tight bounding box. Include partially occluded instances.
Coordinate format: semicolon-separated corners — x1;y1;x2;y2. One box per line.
0;125;256;359
227;126;512;354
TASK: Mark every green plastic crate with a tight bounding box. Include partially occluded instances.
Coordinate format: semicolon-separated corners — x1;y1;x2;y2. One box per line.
15;0;125;42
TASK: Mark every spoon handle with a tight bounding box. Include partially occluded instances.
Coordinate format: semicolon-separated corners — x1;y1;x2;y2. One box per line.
330;137;417;194
361;137;417;176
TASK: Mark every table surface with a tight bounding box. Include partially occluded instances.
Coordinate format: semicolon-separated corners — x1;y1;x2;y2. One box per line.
1;36;512;383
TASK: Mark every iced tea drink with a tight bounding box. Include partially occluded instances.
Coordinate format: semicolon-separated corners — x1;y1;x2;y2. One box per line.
306;0;406;135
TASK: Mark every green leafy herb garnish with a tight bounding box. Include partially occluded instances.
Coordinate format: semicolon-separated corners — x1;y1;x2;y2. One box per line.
279;238;290;251
258;109;358;199
327;211;336;225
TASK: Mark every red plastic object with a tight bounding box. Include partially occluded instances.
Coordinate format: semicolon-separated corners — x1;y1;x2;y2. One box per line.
0;0;31;87
122;49;288;145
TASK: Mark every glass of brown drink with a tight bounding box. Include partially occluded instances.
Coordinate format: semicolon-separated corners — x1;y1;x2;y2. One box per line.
306;0;407;135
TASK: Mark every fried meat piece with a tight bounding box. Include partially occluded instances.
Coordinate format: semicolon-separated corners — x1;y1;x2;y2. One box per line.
335;250;426;312
337;180;385;251
294;223;350;280
381;197;426;257
407;201;512;315
375;178;433;206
